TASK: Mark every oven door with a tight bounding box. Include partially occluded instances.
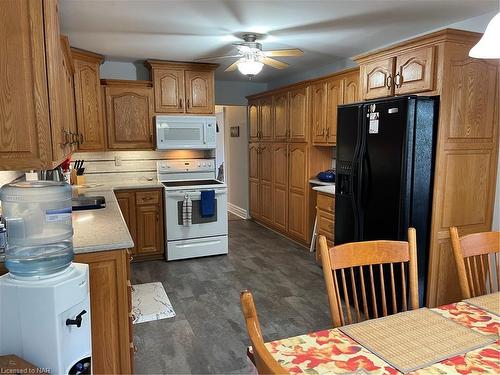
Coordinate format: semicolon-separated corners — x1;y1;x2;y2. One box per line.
165;189;227;240
156;116;216;150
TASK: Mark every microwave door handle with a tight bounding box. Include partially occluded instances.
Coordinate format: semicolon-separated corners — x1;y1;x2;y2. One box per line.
203;123;207;144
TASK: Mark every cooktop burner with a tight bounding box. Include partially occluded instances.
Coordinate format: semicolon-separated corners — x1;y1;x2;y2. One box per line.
162;179;224;187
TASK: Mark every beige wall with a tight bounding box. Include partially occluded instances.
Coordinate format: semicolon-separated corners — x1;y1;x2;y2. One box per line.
217;105;249;216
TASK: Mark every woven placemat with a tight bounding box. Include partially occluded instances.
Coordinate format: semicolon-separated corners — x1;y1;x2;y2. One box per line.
339;308;495;373
465;292;500;316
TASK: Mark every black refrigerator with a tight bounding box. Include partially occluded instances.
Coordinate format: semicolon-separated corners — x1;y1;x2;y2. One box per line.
335;95;439;305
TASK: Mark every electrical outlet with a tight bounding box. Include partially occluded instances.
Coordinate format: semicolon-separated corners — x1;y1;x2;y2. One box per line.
115;156;122;166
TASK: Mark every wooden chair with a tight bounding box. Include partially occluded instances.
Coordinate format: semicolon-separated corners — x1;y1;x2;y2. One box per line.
319;228;419;327
240;290;288;375
449;227;500;299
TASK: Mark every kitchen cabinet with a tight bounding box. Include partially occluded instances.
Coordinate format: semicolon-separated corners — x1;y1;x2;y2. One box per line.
273;93;289;141
287;144;308;242
71;48;106;151
103;80;154;150
248;100;260;142
74;249;132;375
354;28;499;307
358;46;435;100
259;97;273;141
272;143;288;232
145;60;217;115
249;143;260;219
288;86;309;142
116;188;165;261
259;144;274;225
312;69;360;146
315;192;335;261
0;0;78;170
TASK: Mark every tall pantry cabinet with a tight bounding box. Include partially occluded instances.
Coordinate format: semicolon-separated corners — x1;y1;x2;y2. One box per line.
354;29;499;307
248;83;333;245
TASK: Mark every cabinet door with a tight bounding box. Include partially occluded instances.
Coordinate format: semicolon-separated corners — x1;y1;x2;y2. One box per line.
289;87;309;142
248;100;259;142
326;78;343;144
73;57;105;151
259;143;273;225
185;70;214;114
259;97;273;141
273;143;288;232
273;93;288;141
395;46;435;95
311;82;327;144
115;191;137;256
60;40;78;154
288;144;308;241
74;250;131;375
249;143;260;219
106;86;154;149
136;204;164;256
153;68;185;113
0;0;53;170
343;72;360;104
360;57;395;100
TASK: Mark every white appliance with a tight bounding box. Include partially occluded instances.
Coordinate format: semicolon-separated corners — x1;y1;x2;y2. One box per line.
157;159;228;260
0;263;92;374
156;115;217;150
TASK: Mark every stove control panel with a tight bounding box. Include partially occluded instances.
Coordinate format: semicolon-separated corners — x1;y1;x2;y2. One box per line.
157;159;215;174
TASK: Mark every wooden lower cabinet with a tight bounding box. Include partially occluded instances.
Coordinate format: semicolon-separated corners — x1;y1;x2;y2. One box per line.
74;249;133;375
115;188;165;261
315;192;335;261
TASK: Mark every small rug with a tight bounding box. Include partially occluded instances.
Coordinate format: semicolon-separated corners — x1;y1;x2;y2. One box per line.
131;282;176;324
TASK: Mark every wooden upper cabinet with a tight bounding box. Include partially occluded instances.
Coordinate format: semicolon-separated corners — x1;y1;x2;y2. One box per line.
185;70;214;114
72;48;105;151
311;82;327;144
395;46;435;95
273;93;288;141
326;78;343;144
248;100;259;141
343;72;360;104
259;97;273;141
288;86;309;142
359;57;395;100
104;81;154;150
146;60;217;115
152;68;185;113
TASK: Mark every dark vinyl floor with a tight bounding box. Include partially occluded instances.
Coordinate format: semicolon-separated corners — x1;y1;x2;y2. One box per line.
131;219;332;374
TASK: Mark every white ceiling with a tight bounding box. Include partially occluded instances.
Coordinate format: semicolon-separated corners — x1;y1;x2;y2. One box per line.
60;0;497;83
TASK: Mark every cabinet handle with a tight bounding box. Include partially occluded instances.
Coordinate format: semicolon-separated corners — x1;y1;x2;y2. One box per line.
395;72;402;88
78;133;84;145
326;128;330;137
187;99;190;108
156;213;159;222
179;98;183;108
149;134;153;142
62;130;71;146
386;75;392;89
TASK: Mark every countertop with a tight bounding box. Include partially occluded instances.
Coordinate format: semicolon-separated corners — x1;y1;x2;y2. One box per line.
309;178;335;186
72;178;163;254
312;185;335;195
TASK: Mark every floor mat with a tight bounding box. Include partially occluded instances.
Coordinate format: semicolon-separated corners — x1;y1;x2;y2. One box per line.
131;282;176;324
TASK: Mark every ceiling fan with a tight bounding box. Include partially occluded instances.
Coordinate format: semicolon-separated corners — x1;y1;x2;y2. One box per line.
197;33;303;77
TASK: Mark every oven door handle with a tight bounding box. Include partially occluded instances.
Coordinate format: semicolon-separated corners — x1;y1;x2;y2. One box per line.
166;190;226;198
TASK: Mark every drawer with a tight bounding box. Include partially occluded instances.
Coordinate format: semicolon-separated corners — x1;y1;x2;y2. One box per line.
317;211;334;241
317;193;335;214
136;190;161;205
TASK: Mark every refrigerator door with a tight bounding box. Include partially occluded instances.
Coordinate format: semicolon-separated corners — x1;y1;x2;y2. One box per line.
335;104;363;244
360;98;410;241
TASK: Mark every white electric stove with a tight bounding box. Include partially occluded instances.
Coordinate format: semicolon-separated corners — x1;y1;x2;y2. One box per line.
157;159;228;260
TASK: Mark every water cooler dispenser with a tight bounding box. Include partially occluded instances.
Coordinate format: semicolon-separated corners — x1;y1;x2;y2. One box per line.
0;181;92;374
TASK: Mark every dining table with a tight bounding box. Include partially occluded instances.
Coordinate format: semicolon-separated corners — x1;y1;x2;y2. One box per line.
249;298;500;374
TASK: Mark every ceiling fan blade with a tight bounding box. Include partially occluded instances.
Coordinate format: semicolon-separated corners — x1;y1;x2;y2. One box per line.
195;54;242;61
264;48;304;57
225;60;241;72
260;57;288;69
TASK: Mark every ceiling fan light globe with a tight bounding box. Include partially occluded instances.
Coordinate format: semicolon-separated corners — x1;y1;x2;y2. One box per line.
469;12;500;59
237;60;264;76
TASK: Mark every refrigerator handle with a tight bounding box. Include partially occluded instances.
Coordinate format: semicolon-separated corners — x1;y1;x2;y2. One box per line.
360;151;371;209
351;107;364;241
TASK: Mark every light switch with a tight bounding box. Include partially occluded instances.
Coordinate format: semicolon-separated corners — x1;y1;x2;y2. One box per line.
115;156;122;166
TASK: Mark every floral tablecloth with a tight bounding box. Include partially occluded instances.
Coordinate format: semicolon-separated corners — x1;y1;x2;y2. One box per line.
263;302;500;374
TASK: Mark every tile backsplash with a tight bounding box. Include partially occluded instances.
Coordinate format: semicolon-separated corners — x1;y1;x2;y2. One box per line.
72;150;213;182
0;171;23;187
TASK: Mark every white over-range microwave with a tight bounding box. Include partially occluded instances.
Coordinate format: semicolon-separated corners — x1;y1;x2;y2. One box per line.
156;115;217;150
